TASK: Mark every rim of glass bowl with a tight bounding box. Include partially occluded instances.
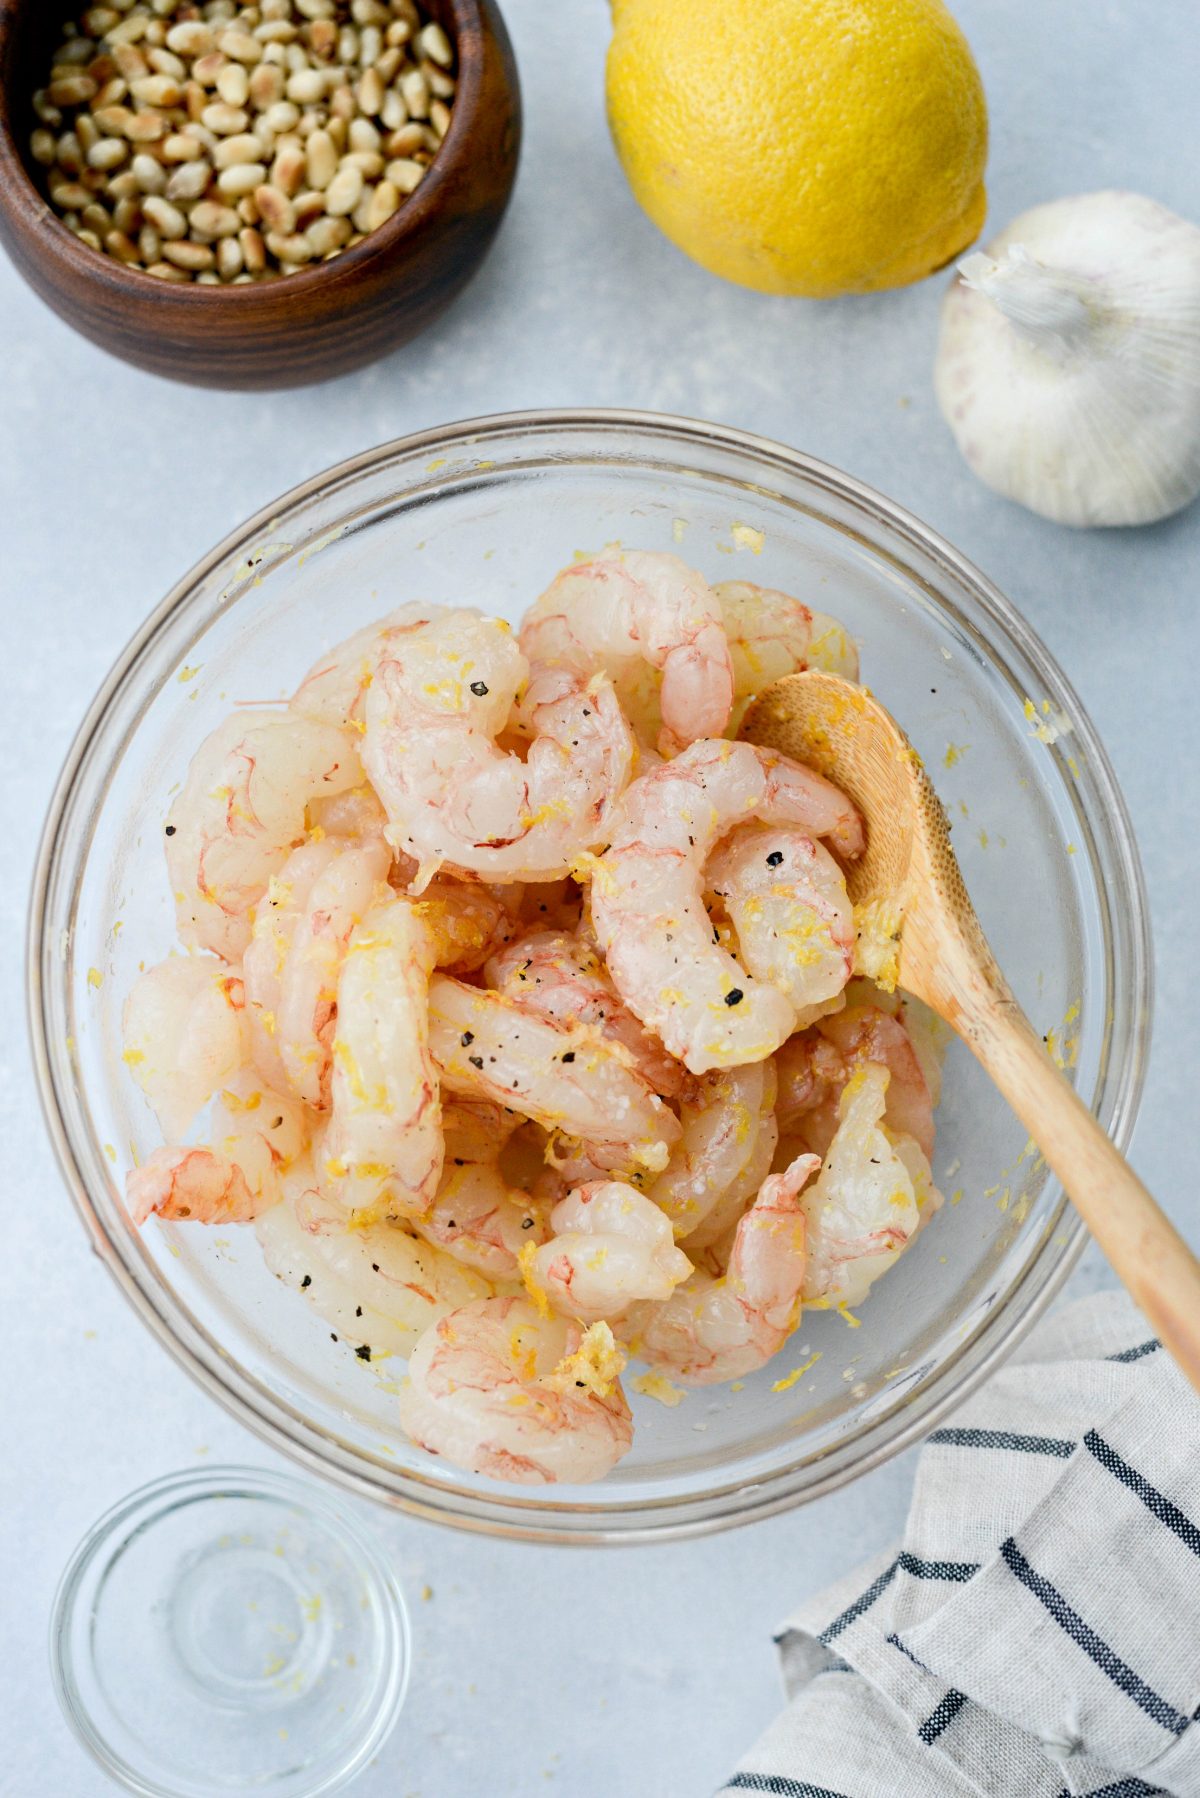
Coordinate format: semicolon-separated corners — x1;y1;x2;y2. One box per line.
27;408;1152;1545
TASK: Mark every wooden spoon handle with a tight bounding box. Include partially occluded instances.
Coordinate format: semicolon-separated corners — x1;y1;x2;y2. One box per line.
962;998;1200;1396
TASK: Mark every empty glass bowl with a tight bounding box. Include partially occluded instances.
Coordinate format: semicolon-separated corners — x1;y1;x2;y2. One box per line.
28;411;1151;1541
50;1466;410;1797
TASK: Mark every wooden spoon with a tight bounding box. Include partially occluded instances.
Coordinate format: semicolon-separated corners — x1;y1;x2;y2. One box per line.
743;669;1200;1395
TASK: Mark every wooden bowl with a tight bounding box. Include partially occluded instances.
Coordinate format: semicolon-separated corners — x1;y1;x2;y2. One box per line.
0;0;521;389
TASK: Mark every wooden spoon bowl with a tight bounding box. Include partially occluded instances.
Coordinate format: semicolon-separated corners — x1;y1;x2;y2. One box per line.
745;669;1200;1397
0;0;521;389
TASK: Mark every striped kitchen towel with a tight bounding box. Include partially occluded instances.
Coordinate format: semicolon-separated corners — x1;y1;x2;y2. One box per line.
717;1292;1200;1798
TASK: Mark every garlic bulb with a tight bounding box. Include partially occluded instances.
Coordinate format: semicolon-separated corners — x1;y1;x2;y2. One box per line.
934;191;1200;527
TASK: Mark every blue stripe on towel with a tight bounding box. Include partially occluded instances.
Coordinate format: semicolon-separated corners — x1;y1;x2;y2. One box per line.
1000;1538;1191;1735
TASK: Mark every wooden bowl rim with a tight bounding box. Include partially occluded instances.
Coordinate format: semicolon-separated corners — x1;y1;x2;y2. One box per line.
0;0;497;307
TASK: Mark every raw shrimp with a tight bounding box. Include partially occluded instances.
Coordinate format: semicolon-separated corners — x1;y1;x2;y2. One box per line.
122;955;246;1140
645;1062;772;1236
485;929;689;1099
166;711;364;960
276;836;392;1108
629;1153;819;1386
257;1159;493;1357
707;823;854;1020
289;604;433;731
519;549;734;757
428;976;680;1176
415;877;521;975
362;608;633;881
307;784;390;841
526;1182;693;1323
323;897;442;1220
243;839;342;1093
398;1295;633;1484
776;1002;936;1160
681;1061;781;1250
714;580;859;733
590;740;864;1074
128;1071;307;1225
441;1096;525;1166
415;1163;548;1281
800;1063;936;1309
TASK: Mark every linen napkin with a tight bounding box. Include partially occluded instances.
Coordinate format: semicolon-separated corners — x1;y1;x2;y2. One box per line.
717;1292;1200;1798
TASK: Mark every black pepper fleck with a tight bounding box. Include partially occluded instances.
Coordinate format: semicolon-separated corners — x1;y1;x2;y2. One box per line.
562;1051;576;1063
461;1031;474;1046
470;680;489;696
330;1332;338;1342
355;1305;363;1316
164;824;176;836
468;1055;484;1069
355;1344;372;1361
724;988;744;1007
300;1274;311;1289
766;850;784;867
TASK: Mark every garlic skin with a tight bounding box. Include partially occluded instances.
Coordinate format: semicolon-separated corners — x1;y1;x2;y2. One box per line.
935;192;1200;527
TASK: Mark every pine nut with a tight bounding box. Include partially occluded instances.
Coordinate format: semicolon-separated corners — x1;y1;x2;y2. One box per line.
129;73;183;106
165;22;215;58
56;131;84;175
286;69;326;104
30;129;58;166
202;102;249;135
325;163;363;216
166;158;212;201
254;182;295;234
239;224;266;272
216;235;243;279
216;62;249;107
250;64;286;110
142;193;185;237
386;156;423;194
417;22;453;68
213;132;261;168
105;227;141;261
367;178;399;231
305;128;337;189
131;151;166;193
192;51;226;87
87;136;128;171
217;160;267;197
162;131;203;161
265;229;314;263
48;74;98;107
219;29;263;66
343;150;383;178
271;143;306;196
191;199;240;237
126;110;167;141
357;65;384;116
162;238;215;270
306;213;351;256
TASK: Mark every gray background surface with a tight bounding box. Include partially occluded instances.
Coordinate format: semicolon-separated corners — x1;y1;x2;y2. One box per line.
2;2;1197;1793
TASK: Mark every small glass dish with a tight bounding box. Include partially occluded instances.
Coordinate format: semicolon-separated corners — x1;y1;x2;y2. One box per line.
50;1466;411;1798
28;410;1151;1541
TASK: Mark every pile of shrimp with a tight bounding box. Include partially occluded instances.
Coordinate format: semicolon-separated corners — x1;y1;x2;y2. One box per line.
122;548;944;1487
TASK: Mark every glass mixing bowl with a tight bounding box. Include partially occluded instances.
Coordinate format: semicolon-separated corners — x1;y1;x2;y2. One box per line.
29;411;1151;1543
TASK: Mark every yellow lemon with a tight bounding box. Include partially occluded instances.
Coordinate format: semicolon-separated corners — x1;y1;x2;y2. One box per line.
606;0;988;298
